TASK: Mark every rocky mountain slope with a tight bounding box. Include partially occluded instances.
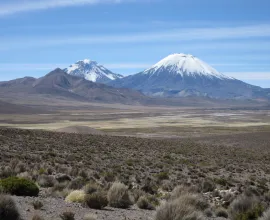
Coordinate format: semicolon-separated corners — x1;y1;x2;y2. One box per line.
0;68;146;105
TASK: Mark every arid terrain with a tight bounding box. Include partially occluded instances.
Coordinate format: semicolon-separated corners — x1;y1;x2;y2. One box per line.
1;101;270;220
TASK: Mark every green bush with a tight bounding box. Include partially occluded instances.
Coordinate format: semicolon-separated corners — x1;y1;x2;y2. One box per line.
155;172;169;181
0;177;39;197
0;194;21;220
84;191;108;209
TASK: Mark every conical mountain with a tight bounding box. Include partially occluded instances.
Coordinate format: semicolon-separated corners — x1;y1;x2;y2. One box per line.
109;53;266;99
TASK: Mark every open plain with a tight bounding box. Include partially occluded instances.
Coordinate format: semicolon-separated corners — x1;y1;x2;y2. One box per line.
1;101;270;219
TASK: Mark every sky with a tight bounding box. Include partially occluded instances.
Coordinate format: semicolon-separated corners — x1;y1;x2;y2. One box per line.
0;0;270;88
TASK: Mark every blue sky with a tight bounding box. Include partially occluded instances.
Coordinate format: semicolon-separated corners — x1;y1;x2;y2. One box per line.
0;0;270;87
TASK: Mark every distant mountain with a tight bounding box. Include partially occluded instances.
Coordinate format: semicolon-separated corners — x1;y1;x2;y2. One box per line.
64;59;123;83
0;68;147;105
109;53;269;99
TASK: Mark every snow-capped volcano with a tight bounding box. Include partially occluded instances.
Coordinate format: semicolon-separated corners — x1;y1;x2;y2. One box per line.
109;53;262;99
144;53;232;79
64;59;123;84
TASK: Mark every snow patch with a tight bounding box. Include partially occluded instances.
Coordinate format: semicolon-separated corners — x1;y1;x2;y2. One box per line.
144;53;233;79
64;59;123;83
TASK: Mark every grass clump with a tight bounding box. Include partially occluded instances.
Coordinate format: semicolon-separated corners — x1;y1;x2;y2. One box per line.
156;200;205;220
32;200;43;210
229;195;264;220
65;190;85;203
84;191;108;209
0;194;21;220
216;207;229;218
137;196;155;210
108;182;132;209
155;185;208;220
0;177;39;197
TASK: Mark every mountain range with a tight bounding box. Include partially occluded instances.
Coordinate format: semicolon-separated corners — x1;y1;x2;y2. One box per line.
60;54;269;100
0;53;269;109
0;68;146;105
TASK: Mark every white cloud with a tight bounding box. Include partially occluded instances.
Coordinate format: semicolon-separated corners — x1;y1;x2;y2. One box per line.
0;0;137;16
0;63;69;71
105;63;151;69
0;62;150;71
225;72;270;80
1;24;269;51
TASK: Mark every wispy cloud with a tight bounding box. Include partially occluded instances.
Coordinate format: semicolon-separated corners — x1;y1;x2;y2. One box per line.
225;72;270;80
0;62;150;71
0;0;138;16
0;24;269;51
105;63;151;69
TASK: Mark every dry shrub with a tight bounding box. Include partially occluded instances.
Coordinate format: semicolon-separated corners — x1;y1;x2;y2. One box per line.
32;200;43;210
137;196;155;210
229;195;264;220
155;185;209;220
37;175;56;188
216;207;229;218
84;191;108;209
156;200;205;220
65;190;85;203
108;182;132;209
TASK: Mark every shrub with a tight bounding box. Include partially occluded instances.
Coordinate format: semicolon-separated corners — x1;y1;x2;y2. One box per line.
32;200;43;210
60;211;75;220
85;191;108;209
170;185;198;200
84;183;100;195
170;192;209;211
155;189;209;220
108;182;132;209
229;195;264;220
132;189;145;203
0;177;39;197
0;194;21;220
259;208;270;220
201;179;215;192
155;172;169;181
65;190;85;203
68;177;85;190
156;199;205;220
37;175;55;188
84;213;97;220
137;196;155;210
216;207;229;218
55;174;71;183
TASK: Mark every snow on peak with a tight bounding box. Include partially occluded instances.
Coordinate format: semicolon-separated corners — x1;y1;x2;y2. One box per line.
64;59;123;83
144;53;232;79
